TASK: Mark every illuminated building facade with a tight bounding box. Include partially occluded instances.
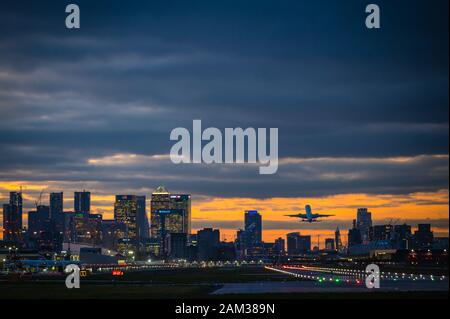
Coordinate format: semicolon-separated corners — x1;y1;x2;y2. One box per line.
335;227;343;252
150;186;170;239
2;191;23;243
150;186;191;256
114;195;139;257
68;212;102;246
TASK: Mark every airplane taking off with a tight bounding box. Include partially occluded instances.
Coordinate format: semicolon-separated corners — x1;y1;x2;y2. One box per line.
285;204;334;223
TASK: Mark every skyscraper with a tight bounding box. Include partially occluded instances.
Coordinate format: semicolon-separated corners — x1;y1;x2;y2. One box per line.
28;205;53;250
356;208;372;242
325;238;335;251
335;227;342;252
348;219;362;247
50;192;65;246
150;186;170;239
274;237;285;254
244;210;262;247
286;232;300;255
136;195;149;241
286;232;311;254
67;212;102;246
165;232;187;259
197;228;220;261
50;192;63;217
414;224;434;250
114;195;139;257
2;191;23;243
394;223;412;249
74;190;90;214
297;235;311;253
169;194;191;236
150;186;191;255
370;225;394;241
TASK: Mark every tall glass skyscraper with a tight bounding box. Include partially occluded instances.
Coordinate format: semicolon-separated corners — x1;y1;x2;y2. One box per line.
136;195;149;240
150;186;191;256
356;208;372;243
2;191;23;243
335;227;342;251
114;195;139;257
50;192;63;216
74;190;90;214
244;210;262;247
50;192;64;250
150;186;170;240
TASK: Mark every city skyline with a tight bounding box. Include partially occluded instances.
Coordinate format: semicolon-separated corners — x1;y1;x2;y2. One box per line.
0;1;448;247
0;186;448;246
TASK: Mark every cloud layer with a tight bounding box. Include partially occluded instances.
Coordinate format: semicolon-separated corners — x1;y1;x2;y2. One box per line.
0;0;448;204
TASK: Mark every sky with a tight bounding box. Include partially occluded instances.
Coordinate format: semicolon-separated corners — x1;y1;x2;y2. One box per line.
0;0;448;244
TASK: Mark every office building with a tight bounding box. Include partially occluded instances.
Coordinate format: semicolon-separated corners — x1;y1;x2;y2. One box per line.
150;186;191;255
348;220;362;247
165;232;187;259
274;237;285;254
286;232;311;254
286;232;300;255
170;194;191;236
50;192;65;247
335;227;342;251
325;238;335;251
197;228;220;261
101;220;125;251
28;205;55;251
297;235;311;253
414;224;434;250
356;208;372;242
393;224;412;249
114;195;139;256
68;212;102;246
244;210;262;248
2;191;23;243
74;191;90;214
370;224;394;241
50;192;63;216
136;195;149;241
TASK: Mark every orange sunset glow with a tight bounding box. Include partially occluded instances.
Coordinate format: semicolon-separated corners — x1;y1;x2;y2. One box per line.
1;181;448;245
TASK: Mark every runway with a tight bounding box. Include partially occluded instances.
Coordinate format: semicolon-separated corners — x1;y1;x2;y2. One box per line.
212;265;449;294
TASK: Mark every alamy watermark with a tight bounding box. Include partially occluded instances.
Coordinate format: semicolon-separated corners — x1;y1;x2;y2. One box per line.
65;264;80;289
365;263;381;289
169;120;278;175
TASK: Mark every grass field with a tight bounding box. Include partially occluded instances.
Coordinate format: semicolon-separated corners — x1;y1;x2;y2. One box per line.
0;267;296;299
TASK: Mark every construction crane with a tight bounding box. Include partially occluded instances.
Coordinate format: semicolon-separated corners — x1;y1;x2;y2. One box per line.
34;189;46;208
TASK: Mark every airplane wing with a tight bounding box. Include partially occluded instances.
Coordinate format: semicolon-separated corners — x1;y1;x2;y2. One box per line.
315;214;334;217
285;214;307;218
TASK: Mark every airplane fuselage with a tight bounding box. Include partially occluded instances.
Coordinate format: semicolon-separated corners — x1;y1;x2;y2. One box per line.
286;204;334;222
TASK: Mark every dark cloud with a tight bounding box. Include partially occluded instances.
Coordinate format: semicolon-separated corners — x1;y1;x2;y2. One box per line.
0;0;448;198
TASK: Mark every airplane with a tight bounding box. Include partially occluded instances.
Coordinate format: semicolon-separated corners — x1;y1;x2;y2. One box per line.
285;204;334;223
